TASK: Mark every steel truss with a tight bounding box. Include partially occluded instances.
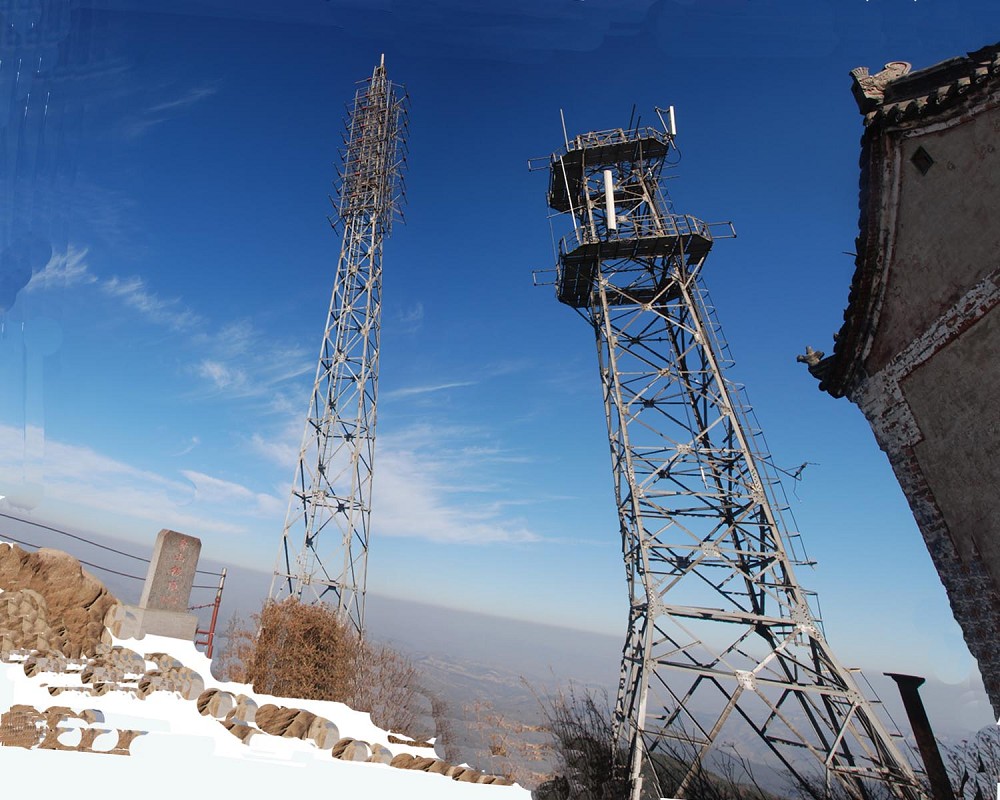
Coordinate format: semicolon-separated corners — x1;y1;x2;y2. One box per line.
537;117;924;800
271;57;407;635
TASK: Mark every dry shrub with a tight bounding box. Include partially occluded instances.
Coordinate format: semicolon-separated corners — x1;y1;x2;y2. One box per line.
213;598;420;735
249;598;361;701
536;685;774;800
352;639;420;736
944;725;1000;800
211;611;257;685
465;697;554;789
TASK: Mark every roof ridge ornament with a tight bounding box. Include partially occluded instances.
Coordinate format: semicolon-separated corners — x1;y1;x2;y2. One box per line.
850;61;912;113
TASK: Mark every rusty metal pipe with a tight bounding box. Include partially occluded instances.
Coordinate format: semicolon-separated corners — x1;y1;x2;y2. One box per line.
885;673;955;800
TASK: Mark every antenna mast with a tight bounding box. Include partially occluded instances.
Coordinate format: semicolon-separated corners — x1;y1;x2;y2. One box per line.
537;114;924;800
270;58;408;635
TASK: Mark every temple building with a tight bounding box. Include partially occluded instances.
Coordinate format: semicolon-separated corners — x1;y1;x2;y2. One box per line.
804;42;1000;717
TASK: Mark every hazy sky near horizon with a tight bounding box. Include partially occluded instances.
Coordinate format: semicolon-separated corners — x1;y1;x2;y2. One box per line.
0;0;996;701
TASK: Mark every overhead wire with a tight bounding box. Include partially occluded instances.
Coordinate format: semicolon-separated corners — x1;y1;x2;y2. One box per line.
0;510;224;576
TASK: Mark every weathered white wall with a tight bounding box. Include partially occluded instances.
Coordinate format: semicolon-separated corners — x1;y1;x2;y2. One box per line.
848;96;1000;715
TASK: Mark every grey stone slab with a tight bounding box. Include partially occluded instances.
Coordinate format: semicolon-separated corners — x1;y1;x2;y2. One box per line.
139;529;202;613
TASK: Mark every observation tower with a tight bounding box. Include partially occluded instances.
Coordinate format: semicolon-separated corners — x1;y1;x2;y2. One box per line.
534;109;923;800
271;57;408;636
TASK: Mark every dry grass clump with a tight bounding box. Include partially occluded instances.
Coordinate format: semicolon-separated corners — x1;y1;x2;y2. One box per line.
213;598;420;736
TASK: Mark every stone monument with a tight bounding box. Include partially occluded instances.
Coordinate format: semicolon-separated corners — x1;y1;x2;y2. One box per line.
122;529;201;640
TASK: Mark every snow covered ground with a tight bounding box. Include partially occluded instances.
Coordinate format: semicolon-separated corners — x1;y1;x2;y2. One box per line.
0;628;531;799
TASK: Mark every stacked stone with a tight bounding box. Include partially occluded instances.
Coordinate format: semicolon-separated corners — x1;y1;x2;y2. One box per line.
206;697;501;777
0;588;67;657
253;703;343;750
388;752;515;785
22;651;78;677
0;703;143;755
0;544;115;658
103;602;141;640
136;654;205;701
77;644;148;695
2;547;520;787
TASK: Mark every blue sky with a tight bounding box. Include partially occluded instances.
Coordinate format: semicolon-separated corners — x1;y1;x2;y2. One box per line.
1;0;997;697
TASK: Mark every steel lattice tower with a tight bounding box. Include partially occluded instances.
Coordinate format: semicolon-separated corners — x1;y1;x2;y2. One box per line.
270;57;407;635
537;112;924;800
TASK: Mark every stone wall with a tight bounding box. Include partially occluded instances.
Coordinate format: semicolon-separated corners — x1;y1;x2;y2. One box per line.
843;87;1000;715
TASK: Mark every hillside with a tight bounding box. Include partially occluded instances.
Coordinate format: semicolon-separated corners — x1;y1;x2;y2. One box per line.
0;542;531;799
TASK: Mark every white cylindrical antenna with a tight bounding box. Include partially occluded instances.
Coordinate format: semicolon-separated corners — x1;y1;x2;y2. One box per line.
560;108;570;150
668;105;677;137
603;169;617;232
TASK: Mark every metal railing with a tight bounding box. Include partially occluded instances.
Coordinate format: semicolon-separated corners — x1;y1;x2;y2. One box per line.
0;511;227;658
558;213;715;255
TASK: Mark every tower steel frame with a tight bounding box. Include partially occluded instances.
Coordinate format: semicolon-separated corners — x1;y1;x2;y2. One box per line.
536;115;924;800
270;57;407;635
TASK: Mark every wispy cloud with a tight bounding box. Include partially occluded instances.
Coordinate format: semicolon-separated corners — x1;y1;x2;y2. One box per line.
375;446;541;544
196;359;250;392
26;246;197;332
147;86;218;115
125;84;219;140
25;241;311;410
181;469;284;517
250;431;300;470
25;245;97;292
189;322;312;403
248;419;542;546
172;436;201;457
0;424;264;538
395;302;424;333
103;275;202;330
383;381;475;399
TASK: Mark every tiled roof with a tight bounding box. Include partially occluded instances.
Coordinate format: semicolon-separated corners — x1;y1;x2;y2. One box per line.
851;42;1000;127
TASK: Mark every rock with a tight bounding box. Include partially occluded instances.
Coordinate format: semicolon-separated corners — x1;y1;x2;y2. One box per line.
331;737;356;758
0;704;45;748
221;714;257;744
330;736;374;761
0;588;60;655
231;694;258;725
389;752;416;769
307;715;340;749
197;689;235;718
0;544;116;658
368;742;393;764
104;603;141;640
255;704;316;739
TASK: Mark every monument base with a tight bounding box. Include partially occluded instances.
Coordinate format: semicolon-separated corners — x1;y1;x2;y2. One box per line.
121;604;198;641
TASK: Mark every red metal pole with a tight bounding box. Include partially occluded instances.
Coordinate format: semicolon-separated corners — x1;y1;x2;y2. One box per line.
205;568;226;660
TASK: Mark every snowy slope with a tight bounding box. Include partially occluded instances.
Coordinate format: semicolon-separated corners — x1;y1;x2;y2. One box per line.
0;613;531;798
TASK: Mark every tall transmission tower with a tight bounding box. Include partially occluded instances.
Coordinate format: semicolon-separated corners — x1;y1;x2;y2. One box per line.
270;57;407;635
535;111;924;800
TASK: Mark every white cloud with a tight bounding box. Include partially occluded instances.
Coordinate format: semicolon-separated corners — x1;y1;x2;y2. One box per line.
374;446;540;544
196;359;249;391
172;436;201;457
248;419;543;546
125;84;219;140
382;381;475;399
181;469;285;517
395;302;424;332
27;244;202;332
103;275;202;330
146;85;218;115
20;241;311;411
25;245;97;292
251;435;300;471
0;424;284;541
189;327;312;404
